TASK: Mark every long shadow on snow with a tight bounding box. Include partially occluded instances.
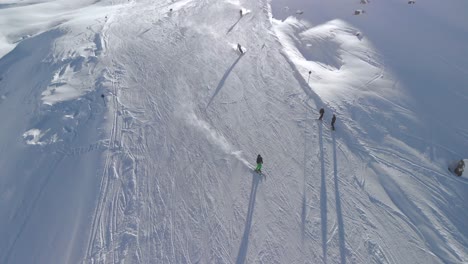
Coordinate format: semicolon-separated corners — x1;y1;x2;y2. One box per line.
333;133;347;264
301;185;307;240
301;114;314;242
227;17;242;34
236;172;261;264
319;122;328;263
300;118;310;241
207;55;243;108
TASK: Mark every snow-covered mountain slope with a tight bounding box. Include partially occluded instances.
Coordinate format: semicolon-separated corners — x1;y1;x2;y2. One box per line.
0;1;118;263
0;0;467;263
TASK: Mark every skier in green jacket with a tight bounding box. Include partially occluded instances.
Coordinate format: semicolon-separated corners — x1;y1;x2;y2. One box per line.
255;154;263;173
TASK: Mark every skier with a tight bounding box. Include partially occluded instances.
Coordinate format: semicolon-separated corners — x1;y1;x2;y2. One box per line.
237;43;244;54
240;9;243;17
318;108;325;120
101;94;107;107
454;160;465;176
331;114;336;131
255;154;263;173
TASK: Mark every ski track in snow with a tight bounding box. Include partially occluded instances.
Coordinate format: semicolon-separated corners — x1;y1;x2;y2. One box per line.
0;0;467;263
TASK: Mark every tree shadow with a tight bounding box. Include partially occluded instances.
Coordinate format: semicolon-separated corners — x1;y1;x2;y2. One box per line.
332;133;346;264
319;122;327;263
206;55;243;108
235;172;261;264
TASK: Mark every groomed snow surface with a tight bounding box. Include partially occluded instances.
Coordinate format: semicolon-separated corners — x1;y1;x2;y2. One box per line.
0;0;467;263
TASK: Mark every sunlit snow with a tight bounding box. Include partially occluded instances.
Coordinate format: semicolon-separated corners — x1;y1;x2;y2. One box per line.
0;0;467;263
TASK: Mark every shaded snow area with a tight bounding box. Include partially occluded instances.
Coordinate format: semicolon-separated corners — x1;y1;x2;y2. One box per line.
0;0;467;263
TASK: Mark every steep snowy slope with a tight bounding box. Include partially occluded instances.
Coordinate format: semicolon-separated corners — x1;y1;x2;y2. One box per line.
0;0;467;263
271;0;468;263
0;1;120;263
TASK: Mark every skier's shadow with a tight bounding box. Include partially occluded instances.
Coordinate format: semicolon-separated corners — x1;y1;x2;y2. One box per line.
235;172;261;264
319;122;328;263
227;17;242;34
300;115;312;241
206;55;243;108
332;133;347;264
138;28;152;36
